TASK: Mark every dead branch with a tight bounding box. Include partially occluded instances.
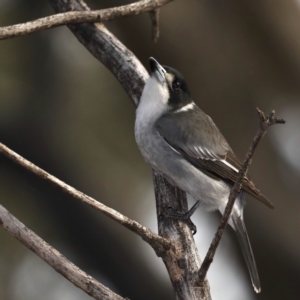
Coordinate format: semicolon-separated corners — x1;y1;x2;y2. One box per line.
0;0;213;297
198;109;286;283
0;0;172;40
0;204;126;300
0;142;171;257
153;172;212;300
149;8;160;42
0;0;213;298
50;0;148;106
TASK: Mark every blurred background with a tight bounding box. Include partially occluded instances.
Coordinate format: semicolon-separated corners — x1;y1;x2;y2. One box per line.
0;0;300;299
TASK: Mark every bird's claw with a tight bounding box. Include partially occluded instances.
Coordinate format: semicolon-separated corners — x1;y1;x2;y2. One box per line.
164;200;200;235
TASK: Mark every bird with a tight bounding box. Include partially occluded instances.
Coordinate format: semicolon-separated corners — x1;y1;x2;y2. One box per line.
134;57;274;293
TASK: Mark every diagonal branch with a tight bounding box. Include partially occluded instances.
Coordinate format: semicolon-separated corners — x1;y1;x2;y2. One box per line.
198;108;286;283
2;0;212;298
49;0;149;106
0;142;171;257
0;0;172;40
0;204;126;300
149;8;160;42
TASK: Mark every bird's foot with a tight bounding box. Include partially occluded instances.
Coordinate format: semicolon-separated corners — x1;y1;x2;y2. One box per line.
164;200;200;235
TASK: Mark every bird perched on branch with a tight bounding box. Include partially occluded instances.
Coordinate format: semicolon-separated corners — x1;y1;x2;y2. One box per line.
135;57;274;293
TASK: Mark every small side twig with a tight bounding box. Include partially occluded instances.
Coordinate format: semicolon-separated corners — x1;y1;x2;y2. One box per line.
149;8;160;42
0;142;171;257
199;108;285;282
0;0;172;40
0;204;126;300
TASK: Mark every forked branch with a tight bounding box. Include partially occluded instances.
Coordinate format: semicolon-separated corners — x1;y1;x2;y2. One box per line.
0;204;126;300
198;108;285;283
0;142;171;257
0;0;172;40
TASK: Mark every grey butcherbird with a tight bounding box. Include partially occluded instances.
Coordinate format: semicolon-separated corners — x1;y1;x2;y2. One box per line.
135;57;274;293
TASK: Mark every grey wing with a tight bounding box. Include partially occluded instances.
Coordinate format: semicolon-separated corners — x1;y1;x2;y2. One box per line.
155;106;235;167
155;107;274;209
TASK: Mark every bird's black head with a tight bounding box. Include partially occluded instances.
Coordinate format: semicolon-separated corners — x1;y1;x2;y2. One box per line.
149;57;192;112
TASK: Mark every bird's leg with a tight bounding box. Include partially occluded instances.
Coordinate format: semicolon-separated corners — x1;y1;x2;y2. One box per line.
164;200;200;234
166;200;200;219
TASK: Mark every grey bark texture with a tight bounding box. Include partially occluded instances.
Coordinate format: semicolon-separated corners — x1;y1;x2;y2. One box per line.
0;142;171;257
154;173;211;300
0;0;172;40
0;204;126;300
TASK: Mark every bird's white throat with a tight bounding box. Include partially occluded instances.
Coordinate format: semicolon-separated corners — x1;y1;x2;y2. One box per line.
136;76;169;126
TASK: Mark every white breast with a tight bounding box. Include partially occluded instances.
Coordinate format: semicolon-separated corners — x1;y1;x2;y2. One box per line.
135;77;169;129
135;77;170;167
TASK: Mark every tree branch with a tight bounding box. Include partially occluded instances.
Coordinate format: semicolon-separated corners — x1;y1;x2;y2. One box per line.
198;108;286;283
0;142;171;257
153;172;212;300
1;0;212;298
50;0;148;106
0;204;126;300
149;8;160;42
0;0;172;40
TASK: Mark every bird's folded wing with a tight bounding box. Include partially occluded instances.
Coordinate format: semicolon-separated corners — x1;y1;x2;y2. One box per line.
155;110;274;209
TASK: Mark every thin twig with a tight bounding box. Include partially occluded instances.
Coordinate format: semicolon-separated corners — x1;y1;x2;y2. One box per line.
149;8;160;42
0;142;171;256
198;108;286;282
0;0;172;40
0;204;126;300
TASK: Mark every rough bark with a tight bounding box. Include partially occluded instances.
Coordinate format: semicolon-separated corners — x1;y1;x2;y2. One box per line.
154;172;212;300
0;142;171;257
0;0;172;40
0;204;126;300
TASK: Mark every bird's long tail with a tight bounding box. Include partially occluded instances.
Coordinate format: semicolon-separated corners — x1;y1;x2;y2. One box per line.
232;213;261;293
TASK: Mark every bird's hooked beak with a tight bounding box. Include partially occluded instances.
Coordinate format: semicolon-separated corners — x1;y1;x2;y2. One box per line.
149;57;166;84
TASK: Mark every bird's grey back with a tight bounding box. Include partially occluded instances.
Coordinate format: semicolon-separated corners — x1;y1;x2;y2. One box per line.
155;106;232;158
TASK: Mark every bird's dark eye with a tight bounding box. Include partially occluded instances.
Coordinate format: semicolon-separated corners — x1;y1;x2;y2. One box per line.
172;80;180;91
